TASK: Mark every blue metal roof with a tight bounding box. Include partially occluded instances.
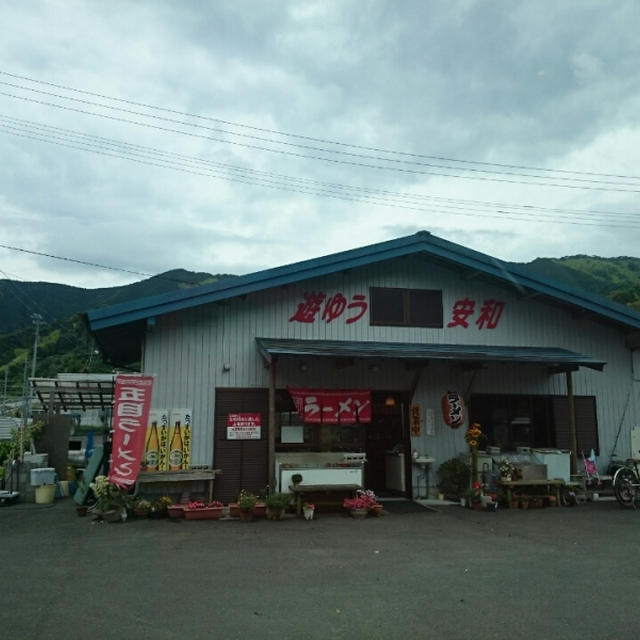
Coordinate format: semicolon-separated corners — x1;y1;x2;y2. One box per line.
86;230;640;333
255;338;606;371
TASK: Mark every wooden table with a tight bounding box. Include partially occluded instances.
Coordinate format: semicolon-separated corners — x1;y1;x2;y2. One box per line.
499;478;565;508
289;483;361;515
137;469;221;502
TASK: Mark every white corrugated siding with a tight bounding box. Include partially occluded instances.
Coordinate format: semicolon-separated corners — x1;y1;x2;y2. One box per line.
142;260;639;468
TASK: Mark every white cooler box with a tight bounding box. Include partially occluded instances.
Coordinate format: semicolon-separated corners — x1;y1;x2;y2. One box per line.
30;467;57;486
532;449;570;482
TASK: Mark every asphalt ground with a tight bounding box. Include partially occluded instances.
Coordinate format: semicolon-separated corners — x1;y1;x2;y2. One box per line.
0;497;637;640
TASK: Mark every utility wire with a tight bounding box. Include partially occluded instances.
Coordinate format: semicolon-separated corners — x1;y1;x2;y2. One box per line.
2;69;638;182
0;243;208;284
1;116;639;228
3;113;638;218
2;85;640;194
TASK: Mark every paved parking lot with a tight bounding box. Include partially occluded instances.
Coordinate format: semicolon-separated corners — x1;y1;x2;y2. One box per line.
0;497;637;640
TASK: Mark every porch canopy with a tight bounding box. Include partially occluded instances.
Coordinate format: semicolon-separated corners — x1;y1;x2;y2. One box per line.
255;338;606;372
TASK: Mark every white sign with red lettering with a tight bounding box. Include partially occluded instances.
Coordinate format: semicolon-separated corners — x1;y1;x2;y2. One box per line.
226;413;262;440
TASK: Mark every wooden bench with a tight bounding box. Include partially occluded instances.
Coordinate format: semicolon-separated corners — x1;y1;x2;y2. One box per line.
289;483;361;515
499;478;565;508
136;469;221;502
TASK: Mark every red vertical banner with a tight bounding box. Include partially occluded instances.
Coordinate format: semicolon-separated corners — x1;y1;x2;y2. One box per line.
109;375;154;487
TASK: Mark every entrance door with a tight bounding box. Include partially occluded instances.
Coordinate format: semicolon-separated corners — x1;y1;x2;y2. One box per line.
365;394;407;496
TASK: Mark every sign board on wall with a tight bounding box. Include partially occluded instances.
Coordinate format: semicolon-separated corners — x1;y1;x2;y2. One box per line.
410;403;421;437
142;408;191;472
227;413;262;440
287;388;371;424
169;409;192;470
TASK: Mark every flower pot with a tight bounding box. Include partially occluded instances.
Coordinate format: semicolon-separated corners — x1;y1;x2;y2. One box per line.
510;500;519;510
369;504;383;517
238;507;254;522
184;506;223;520
268;507;284;521
102;509;123;523
229;503;240;518
76;505;88;517
134;508;150;518
253;502;267;518
167;504;186;519
350;507;368;519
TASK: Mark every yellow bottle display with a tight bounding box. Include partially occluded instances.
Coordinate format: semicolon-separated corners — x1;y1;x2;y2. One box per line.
145;421;160;471
169;421;183;470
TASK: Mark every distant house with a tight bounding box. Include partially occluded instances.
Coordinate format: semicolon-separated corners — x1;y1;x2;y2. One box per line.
84;231;640;502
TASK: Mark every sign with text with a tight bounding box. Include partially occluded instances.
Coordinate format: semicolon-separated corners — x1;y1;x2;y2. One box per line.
226;413;262;440
288;388;371;424
108;375;154;487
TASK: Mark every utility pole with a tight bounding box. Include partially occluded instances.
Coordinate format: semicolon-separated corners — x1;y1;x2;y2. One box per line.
31;313;44;381
1;365;7;415
27;313;45;416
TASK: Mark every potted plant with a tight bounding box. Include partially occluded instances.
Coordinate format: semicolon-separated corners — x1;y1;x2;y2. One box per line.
436;458;471;501
184;500;224;520
302;502;315;520
266;492;290;520
89;475;131;523
151;495;172;518
237;490;258;522
464;482;483;510
343;490;377;518
498;459;514;482
134;498;152;518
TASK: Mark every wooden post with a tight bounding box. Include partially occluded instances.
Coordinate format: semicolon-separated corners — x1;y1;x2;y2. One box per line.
267;357;277;490
566;370;578;475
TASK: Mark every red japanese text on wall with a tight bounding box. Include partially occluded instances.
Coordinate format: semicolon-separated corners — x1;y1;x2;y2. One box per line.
447;298;504;330
288;388;371;424
108;375;154;487
289;292;367;325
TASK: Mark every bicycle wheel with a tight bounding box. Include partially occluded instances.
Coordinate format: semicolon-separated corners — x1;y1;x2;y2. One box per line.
613;467;637;507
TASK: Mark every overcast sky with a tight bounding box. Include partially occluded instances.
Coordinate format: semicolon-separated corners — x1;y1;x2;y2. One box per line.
1;1;639;290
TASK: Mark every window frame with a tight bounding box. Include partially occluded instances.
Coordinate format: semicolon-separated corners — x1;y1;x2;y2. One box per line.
369;286;443;328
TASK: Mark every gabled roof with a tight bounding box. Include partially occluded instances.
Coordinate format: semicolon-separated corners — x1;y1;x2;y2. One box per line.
84;231;640;364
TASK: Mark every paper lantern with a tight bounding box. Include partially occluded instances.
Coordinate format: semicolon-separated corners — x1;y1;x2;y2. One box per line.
441;391;465;428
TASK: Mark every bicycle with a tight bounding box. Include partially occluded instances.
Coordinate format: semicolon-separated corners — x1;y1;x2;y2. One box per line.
612;455;640;508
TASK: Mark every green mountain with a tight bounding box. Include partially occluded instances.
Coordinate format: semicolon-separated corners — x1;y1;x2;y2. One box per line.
0;269;232;403
1;256;639;408
515;256;640;311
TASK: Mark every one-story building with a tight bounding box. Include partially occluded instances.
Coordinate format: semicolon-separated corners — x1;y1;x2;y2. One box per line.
84;231;640;503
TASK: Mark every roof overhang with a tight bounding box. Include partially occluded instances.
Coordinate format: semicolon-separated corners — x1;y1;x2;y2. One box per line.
30;375;116;412
255;338;606;372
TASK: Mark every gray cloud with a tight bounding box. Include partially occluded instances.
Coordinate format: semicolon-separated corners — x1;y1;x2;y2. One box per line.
0;0;638;288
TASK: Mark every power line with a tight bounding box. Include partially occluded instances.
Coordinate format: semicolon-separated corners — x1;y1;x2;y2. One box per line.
2;115;639;229
2;85;640;194
0;244;210;284
2;69;638;182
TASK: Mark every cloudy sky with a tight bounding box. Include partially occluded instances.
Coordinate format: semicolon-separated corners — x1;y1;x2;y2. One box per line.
1;1;639;289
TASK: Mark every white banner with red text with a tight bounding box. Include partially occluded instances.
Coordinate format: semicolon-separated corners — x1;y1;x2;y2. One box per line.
288;388;371;424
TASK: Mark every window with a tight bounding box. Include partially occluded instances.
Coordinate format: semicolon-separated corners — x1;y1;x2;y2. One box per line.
468;394;599;454
275;391;365;452
369;287;443;327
